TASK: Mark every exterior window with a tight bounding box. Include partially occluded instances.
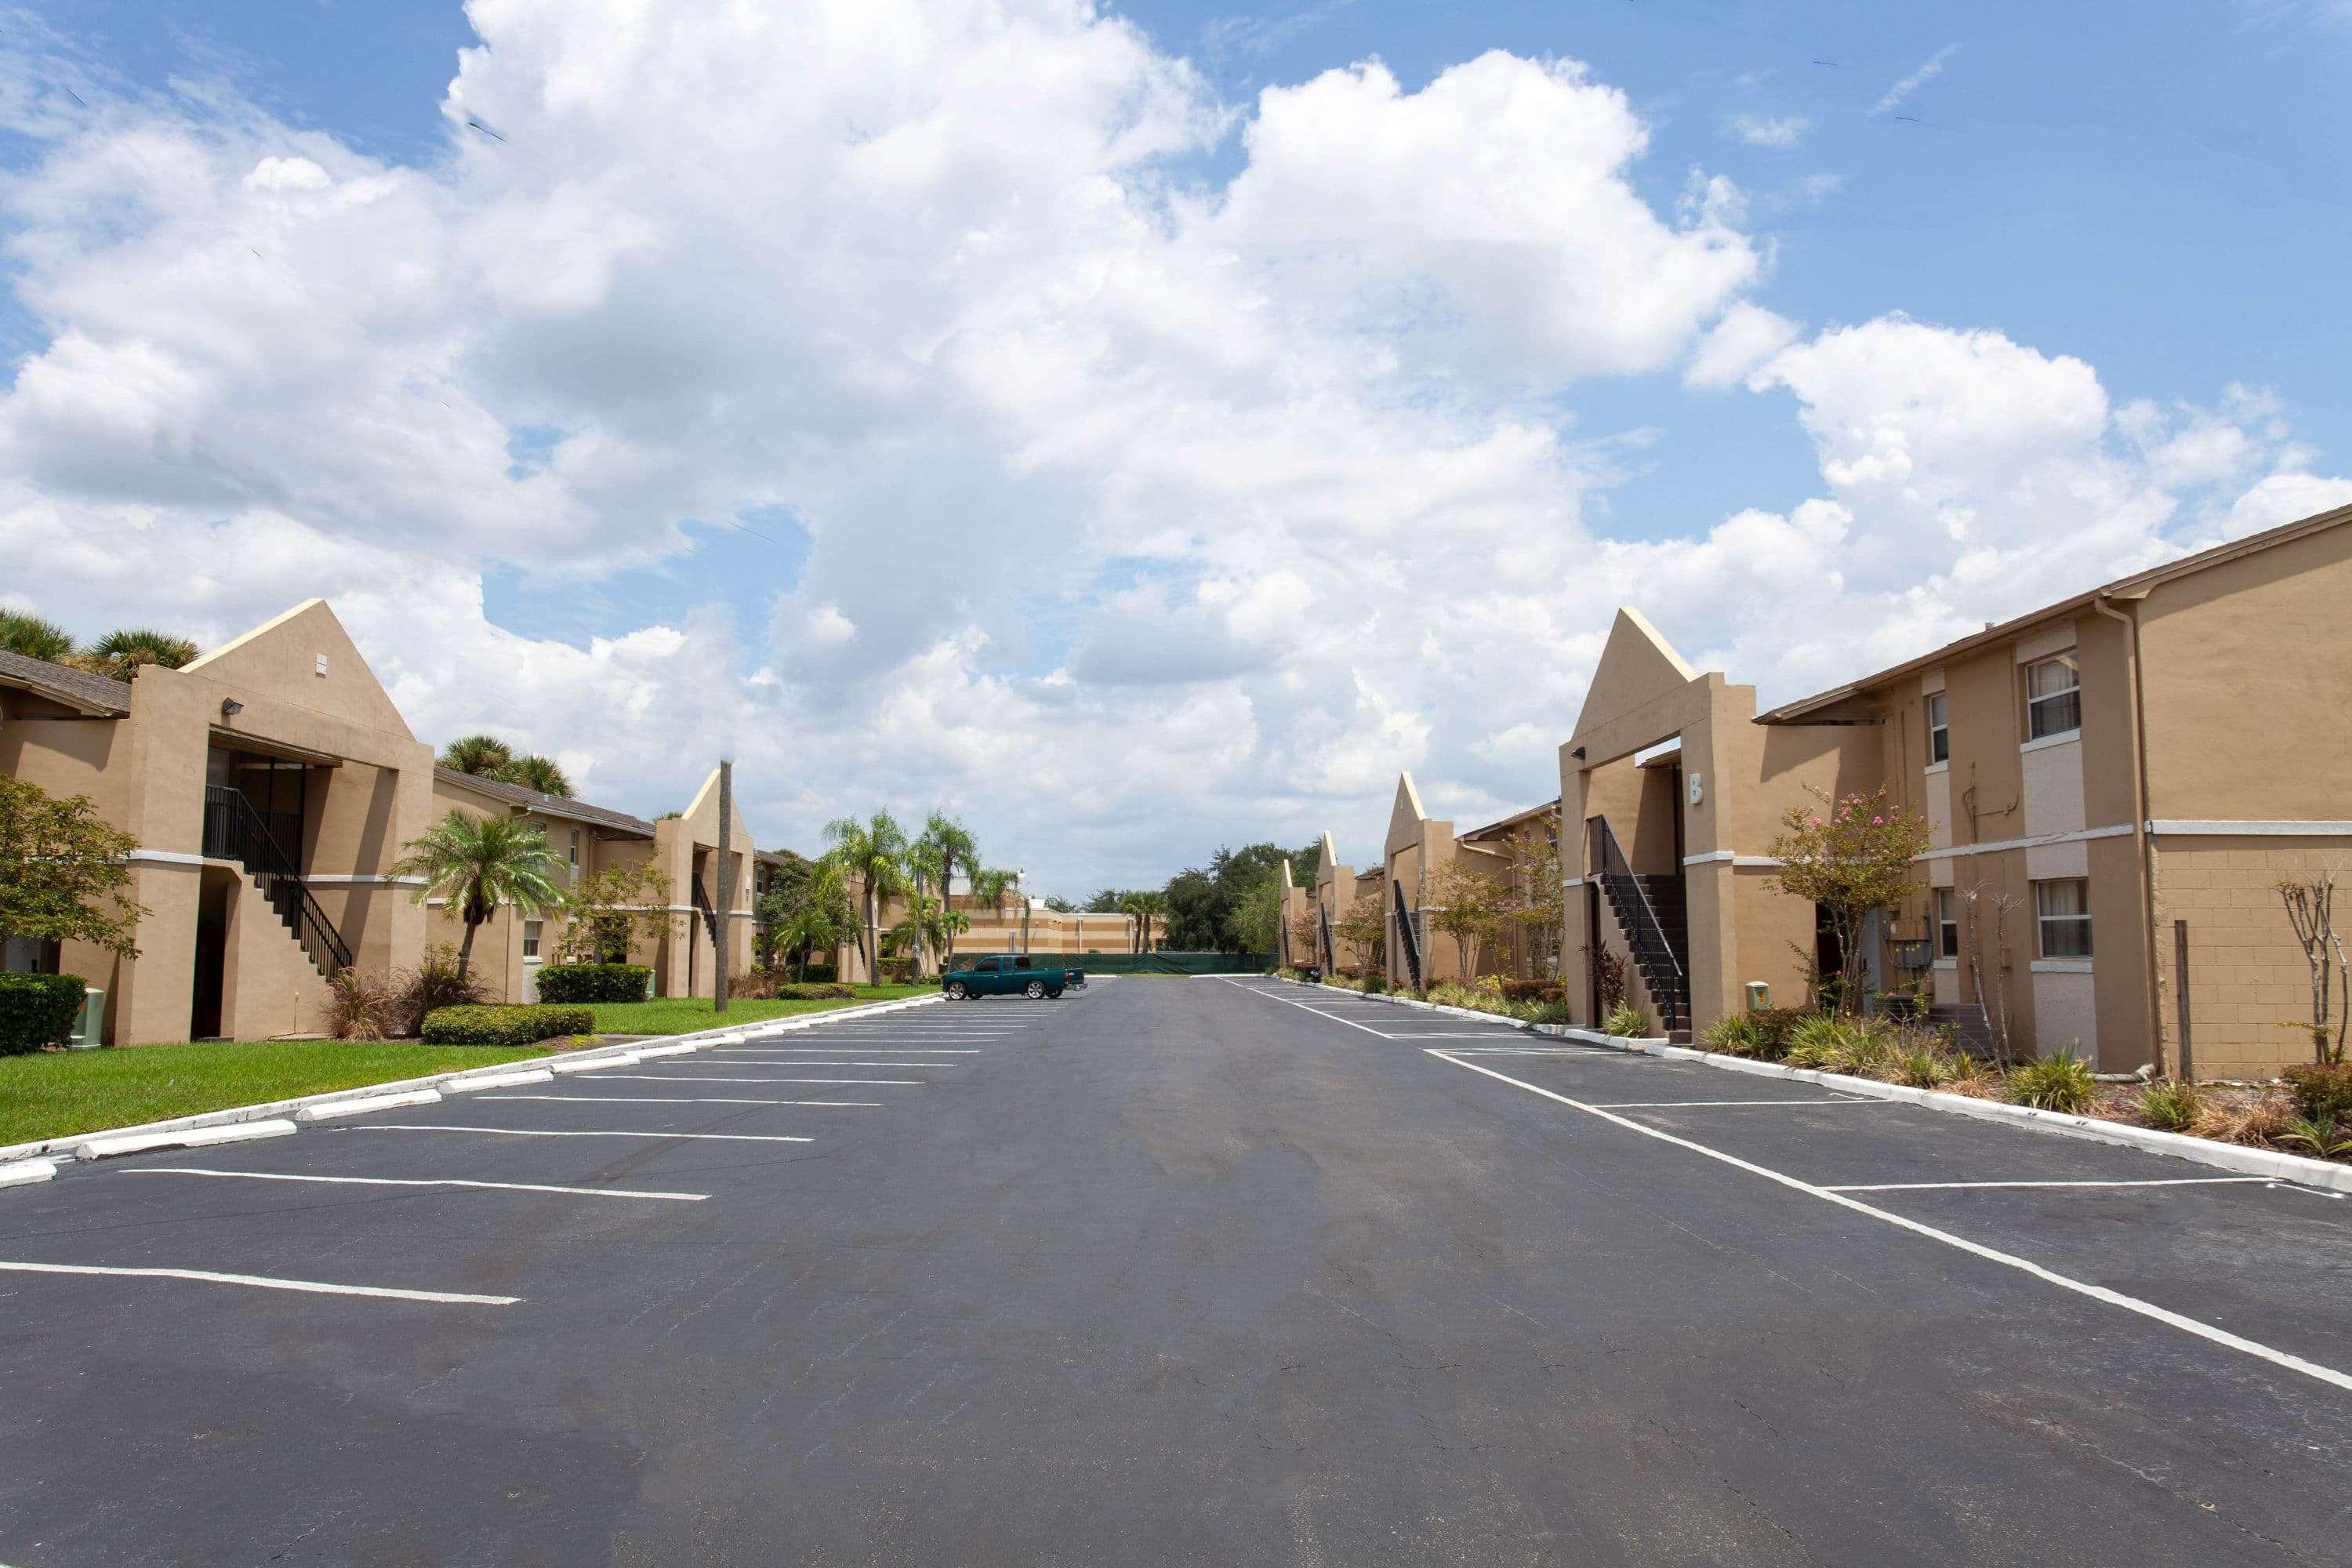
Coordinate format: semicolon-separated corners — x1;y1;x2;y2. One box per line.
522;919;543;960
568;828;580;867
2024;652;2080;740
2034;880;2092;959
1926;692;1949;764
1933;888;1958;959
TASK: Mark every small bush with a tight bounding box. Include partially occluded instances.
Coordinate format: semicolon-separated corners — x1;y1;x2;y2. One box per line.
2281;1062;2352;1125
1700;1014;1762;1055
800;964;838;984
395;946;485;1036
1501;980;1565;1004
1744;1008;1810;1062
326;970;401;1041
1530;1000;1577;1026
1362;975;1387;994
2137;1078;2208;1134
1784;1014;1849;1069
775;982;855;1000
535;963;653;1004
1891;1045;1956;1088
421;1003;595;1047
0;973;85;1054
2272;1116;2352;1159
2006;1051;2097;1113
2191;1090;2296;1147
1602;1003;1646;1038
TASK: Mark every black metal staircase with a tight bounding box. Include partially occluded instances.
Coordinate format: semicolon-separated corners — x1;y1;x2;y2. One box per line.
1392;879;1423;991
1319;901;1337;971
1588;815;1688;1039
201;783;352;978
690;875;720;946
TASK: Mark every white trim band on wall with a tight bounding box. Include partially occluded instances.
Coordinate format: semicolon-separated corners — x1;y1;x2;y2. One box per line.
1681;851;1784;868
125;849;205;866
1916;824;2134;862
2148;820;2352;838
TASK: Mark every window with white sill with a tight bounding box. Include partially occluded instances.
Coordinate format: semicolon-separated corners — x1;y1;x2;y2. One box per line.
2024;652;2080;741
1926;691;1949;765
2033;879;2091;959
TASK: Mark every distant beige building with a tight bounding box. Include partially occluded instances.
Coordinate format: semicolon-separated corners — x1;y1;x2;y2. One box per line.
832;885;1138;981
1378;774;1555;989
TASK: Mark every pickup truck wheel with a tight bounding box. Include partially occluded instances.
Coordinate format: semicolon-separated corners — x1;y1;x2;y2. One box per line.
1047;987;1065;1000
1024;979;1047;1000
945;981;967;1000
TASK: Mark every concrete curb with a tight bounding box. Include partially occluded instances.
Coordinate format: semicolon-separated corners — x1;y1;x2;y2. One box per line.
0;992;944;1168
1519;1022;2352;1196
0;1158;58;1188
445;1069;557;1092
71;1120;299;1162
1305;981;1529;1029
296;1089;442;1122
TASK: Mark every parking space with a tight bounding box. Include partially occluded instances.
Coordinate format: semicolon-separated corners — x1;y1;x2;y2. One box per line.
5;976;2348;1564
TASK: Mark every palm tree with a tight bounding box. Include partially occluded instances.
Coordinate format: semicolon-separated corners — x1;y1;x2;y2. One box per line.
914;812;978;973
779;860;855;981
0;611;76;664
392;810;564;978
822;810;909;984
1130;891;1164;954
890;894;964;975
1116;891;1146;953
971;867;1017;953
440;734;514;777
78;628;198;681
503;753;574;797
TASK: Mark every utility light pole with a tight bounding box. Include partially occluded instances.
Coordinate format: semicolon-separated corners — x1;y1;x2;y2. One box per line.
713;758;733;1014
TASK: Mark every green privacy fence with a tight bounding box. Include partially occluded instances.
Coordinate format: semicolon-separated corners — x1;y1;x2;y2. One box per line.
1073;951;1272;975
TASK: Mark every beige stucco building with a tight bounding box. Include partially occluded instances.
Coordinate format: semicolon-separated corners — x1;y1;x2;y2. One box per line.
4;600;764;1041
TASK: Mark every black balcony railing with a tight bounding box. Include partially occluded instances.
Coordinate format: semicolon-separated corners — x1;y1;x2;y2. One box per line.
1588;815;1686;1034
201;783;352;977
1392;878;1423;992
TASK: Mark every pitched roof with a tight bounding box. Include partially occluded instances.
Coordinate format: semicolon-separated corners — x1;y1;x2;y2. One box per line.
0;649;132;715
1758;501;2352;724
1460;797;1561;842
433;766;657;838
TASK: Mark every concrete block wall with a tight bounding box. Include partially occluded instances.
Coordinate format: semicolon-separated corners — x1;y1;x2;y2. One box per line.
2153;839;2348;1081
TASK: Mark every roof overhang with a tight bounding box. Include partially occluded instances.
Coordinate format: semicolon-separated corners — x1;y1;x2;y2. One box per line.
209;726;343;768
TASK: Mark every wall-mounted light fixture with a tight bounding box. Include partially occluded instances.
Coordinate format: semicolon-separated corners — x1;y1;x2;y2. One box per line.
219;699;244;719
1570;745;1586;761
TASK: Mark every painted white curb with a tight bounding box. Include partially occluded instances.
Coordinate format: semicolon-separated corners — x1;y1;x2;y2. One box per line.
1523;1023;2352;1195
296;1089;443;1122
0;1158;58;1189
632;1043;700;1060
445;1069;557;1092
550;1053;641;1073
0;992;946;1166
71;1120;299;1161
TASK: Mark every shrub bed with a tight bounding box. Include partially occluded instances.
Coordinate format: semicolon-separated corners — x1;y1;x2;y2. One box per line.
535;964;653;1004
0;974;86;1054
421;1003;596;1047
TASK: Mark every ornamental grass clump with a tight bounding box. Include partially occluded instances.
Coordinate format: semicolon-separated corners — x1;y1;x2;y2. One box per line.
1700;1014;1763;1056
1602;1003;1646;1038
2136;1078;2208;1134
2005;1051;2098;1113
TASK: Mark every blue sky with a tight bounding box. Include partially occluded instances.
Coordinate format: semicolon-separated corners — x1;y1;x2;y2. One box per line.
6;1;2349;887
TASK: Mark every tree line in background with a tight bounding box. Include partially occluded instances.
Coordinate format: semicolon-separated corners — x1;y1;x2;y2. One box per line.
1080;840;1325;956
768;808;1025;983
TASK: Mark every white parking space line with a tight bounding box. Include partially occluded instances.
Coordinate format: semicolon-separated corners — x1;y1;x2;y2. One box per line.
481;1094;882;1107
1425;1049;2352;1396
0;1259;520;1305
1218;977;1396;1037
122;1167;710;1201
1825;1178;2277;1193
1438;1048;1630;1058
1595;1098;1881;1109
357;1124;813;1144
592;1073;924;1085
702;1058;971;1067
715;1047;980;1054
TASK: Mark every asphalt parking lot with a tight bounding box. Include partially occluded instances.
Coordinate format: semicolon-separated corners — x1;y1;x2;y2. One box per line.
3;977;2347;1565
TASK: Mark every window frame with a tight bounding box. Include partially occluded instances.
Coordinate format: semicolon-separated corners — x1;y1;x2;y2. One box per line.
522;918;543;960
568;827;580;867
2024;652;2082;742
1926;691;1949;765
1933;888;1959;960
2033;879;2093;960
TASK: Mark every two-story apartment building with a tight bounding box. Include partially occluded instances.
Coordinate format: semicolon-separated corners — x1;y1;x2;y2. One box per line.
1757;502;2352;1078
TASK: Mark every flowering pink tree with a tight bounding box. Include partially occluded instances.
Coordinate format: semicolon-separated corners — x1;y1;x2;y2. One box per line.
1766;786;1930;1014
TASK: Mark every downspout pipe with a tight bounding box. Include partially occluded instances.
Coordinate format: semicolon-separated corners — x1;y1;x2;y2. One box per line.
2092;593;2165;1078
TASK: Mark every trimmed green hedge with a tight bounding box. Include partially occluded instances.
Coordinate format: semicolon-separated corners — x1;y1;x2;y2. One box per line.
534;964;652;1004
774;982;854;1000
0;973;86;1055
421;1003;595;1047
800;964;838;984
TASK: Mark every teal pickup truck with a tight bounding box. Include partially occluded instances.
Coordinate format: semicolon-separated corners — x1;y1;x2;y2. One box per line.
941;953;1085;1000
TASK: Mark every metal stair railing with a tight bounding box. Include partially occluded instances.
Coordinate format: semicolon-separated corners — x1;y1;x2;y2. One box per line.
201;783;353;977
1588;815;1686;1031
689;875;720;946
1392;879;1424;992
1319;901;1337;971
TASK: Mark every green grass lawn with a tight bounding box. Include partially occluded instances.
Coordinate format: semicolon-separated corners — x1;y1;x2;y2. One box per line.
0;1039;555;1148
586;985;931;1036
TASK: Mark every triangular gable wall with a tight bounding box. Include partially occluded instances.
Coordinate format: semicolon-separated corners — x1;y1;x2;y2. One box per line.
1569;608;1700;744
185;600;414;739
1385;772;1428;857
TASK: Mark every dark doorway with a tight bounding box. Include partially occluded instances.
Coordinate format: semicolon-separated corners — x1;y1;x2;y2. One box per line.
192;880;229;1040
1814;902;1844;1010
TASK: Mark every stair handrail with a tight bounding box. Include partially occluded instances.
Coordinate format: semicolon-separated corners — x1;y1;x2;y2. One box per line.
689;873;720;945
201;783;353;975
1588;814;1684;1028
1319;900;1337;971
1391;878;1423;991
